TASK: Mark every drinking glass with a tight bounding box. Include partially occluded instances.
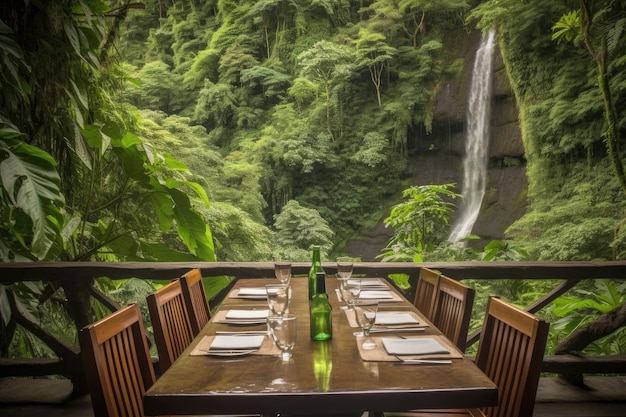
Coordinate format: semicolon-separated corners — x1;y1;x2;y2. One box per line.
353;300;378;349
336;258;353;279
338;278;360;310
267;314;297;361
266;284;290;317
274;262;292;284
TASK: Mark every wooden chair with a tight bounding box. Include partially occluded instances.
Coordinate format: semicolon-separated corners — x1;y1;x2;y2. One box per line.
79;303;156;417
430;275;475;352
413;267;441;321
180;268;211;336
384;296;550;417
147;279;194;372
81;303;260;417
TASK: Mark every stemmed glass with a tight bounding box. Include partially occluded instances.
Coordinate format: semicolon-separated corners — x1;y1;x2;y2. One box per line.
267;314;297;361
274;262;292;284
353;300;378;350
336;258;353;279
338;278;361;310
266;284;290;317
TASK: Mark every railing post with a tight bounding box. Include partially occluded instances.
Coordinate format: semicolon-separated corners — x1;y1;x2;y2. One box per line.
60;276;94;396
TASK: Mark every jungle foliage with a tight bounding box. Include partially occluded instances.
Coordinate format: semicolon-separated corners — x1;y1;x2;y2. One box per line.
5;0;624;265
1;0;626;358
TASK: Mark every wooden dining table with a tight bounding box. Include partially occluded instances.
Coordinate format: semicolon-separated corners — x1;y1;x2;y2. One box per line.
143;276;498;416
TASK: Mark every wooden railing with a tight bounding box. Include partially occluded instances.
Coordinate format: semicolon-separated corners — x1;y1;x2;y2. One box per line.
1;261;625;397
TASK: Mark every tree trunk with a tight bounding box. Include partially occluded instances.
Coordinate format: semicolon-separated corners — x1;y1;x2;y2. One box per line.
554;301;626;386
580;0;626;196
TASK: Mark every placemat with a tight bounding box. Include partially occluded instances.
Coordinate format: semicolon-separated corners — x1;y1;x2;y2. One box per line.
190;335;281;356
356;335;464;362
343;309;424;329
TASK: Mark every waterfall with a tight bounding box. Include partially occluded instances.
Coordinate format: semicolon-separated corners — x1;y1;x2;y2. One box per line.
448;30;496;245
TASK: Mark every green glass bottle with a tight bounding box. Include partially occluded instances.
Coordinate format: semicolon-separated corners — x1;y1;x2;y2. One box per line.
310;271;332;341
308;245;323;300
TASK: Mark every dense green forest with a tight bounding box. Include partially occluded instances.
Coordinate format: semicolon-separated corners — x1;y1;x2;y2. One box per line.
2;0;625;264
1;1;625;357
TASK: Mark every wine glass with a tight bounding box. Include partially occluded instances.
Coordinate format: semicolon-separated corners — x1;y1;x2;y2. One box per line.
266;284;290;317
338;278;361;310
274;262;292;284
336;257;353;279
353;300;378;350
267;314;297;361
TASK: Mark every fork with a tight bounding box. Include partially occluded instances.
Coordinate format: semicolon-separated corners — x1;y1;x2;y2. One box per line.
392;355;452;365
215;330;268;336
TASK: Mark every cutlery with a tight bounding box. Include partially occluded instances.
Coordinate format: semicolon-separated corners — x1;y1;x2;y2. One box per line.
216;319;267;325
393;358;452;365
203;349;257;356
215;331;268;336
369;327;426;333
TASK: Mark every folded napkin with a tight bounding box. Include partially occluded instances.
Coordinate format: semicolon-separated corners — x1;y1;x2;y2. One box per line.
344;309;424;329
349;278;382;286
352;278;387;289
359;290;394;299
210;334;265;350
230;287;267;299
237;288;267;296
357;335;463;362
225;309;270;319
190;335;281;356
382;337;449;356
375;312;420;325
213;309;268;325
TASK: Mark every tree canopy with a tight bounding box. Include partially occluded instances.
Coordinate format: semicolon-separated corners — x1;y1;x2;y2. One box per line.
1;0;625;264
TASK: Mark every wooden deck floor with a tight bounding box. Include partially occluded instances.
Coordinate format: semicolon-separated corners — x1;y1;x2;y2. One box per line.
1;376;625;417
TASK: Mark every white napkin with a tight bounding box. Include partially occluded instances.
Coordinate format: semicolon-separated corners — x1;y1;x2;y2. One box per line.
237;288;267;296
353;278;384;287
210;335;265;350
359;290;393;299
225;309;270;319
382;337;449;356
375;313;419;325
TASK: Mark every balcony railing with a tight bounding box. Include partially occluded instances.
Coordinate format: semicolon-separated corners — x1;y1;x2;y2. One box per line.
1;261;625;397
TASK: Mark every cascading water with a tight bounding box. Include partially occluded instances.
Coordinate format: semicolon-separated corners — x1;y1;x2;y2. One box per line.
448;29;496;245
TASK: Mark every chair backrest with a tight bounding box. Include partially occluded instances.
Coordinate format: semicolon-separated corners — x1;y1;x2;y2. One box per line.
474;296;549;417
79;303;156;417
147;279;194;372
431;275;475;352
413;267;440;321
180;268;211;336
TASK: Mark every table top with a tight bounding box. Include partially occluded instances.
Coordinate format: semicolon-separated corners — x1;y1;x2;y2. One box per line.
143;277;497;415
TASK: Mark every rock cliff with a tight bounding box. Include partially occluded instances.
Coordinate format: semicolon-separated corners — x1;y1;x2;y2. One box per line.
347;31;527;261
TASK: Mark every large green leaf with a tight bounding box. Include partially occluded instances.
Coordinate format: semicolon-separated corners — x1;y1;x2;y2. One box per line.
170;188;216;261
0;137;65;259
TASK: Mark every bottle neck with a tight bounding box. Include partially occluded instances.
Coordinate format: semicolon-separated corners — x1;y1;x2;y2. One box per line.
311;247;321;264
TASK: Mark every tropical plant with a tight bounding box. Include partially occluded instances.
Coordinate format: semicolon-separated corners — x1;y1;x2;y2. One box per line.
0;128;65;262
552;1;626;196
378;184;460;262
480;239;529;261
0;0;222;366
548;280;626;355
